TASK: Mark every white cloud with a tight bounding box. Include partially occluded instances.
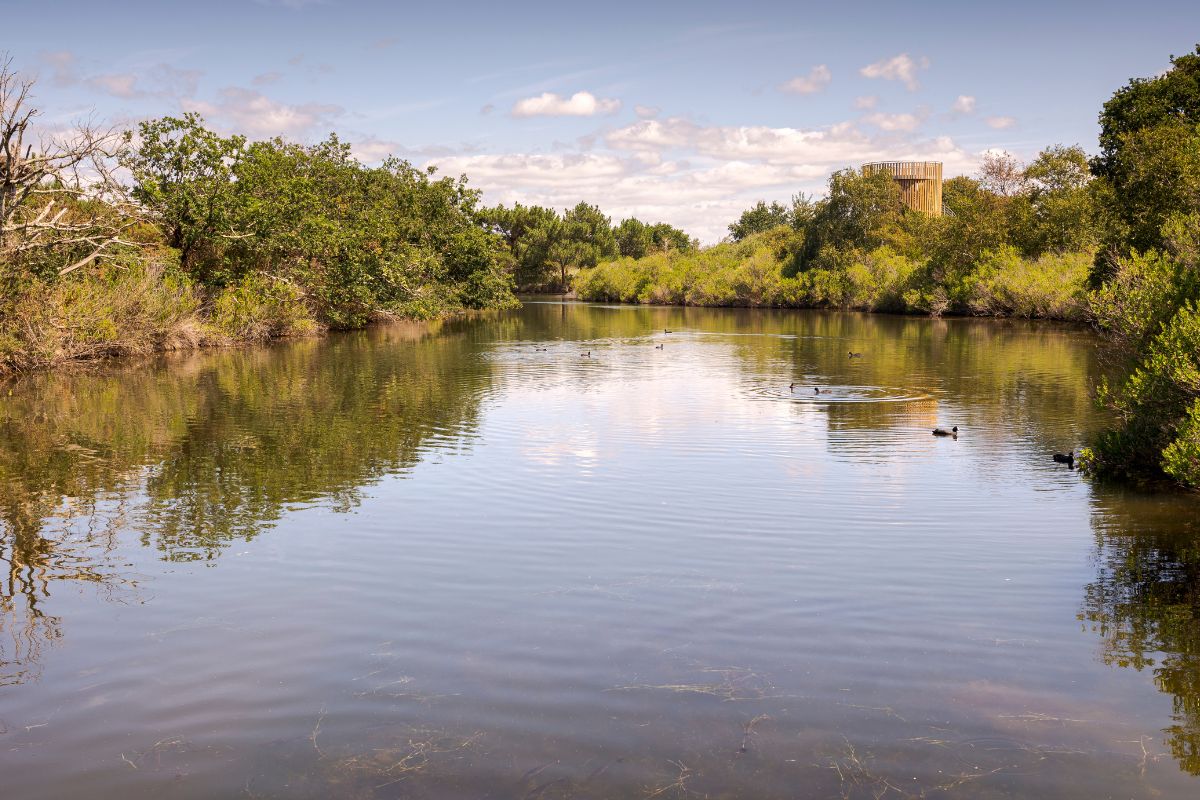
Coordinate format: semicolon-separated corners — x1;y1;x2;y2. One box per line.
854;95;879;110
183;87;342;140
84;65;201;101
606;117;697;151
860;53;929;91
252;71;283;86
985;115;1017;129
780;64;831;95
511;91;621;118
861;111;922;132
951;95;976;115
634;104;661;119
38;50;78;87
88;74;139;98
350;137;400;163
431;118;978;243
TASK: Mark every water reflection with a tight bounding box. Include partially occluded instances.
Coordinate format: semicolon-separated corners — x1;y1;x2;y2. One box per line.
1;319;491;682
1083;491;1200;773
1;301;1199;796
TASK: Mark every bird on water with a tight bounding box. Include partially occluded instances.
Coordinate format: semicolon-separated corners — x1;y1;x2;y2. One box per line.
1053;451;1075;466
932;426;958;437
848;351;863;358
664;328;673;334
655;344;664;350
580;351;591;357
789;382;795;391
814;387;822;394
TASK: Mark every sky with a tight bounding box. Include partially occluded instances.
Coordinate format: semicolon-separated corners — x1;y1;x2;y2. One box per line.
6;0;1199;241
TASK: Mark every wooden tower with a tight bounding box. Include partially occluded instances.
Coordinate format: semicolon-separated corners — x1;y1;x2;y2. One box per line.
862;161;943;215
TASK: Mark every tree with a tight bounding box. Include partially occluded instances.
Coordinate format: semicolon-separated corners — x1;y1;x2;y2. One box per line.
1092;44;1200;260
728;200;791;241
795;168;903;271
1016;145;1099;255
615;217;653;258
123;113;246;280
0;57;140;281
1084;43;1200;488
550;202;617;291
615;217;695;258
978;151;1026;197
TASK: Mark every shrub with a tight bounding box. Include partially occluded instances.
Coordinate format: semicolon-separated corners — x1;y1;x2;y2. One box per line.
0;259;206;372
207;274;320;342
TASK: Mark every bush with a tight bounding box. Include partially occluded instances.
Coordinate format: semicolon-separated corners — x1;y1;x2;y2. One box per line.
960;247;1090;319
207;274;320;342
0;259;206;372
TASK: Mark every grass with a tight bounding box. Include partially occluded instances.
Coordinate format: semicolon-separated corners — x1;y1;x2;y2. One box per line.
0;259;322;376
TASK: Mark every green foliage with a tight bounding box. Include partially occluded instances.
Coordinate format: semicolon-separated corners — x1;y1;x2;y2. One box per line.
123;113;246;277
0;259;206;372
207;274;319;342
127;117;515;326
1017;145;1101;255
728;201;792;241
1085;45;1200;488
482;202;691;291
958;247;1091;319
614;217;695;258
1092;44;1200;264
794;168;905;272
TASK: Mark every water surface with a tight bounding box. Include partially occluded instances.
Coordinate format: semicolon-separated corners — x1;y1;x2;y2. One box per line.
2;302;1198;799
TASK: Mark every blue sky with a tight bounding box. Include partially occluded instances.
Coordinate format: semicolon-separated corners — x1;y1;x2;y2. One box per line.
7;0;1199;240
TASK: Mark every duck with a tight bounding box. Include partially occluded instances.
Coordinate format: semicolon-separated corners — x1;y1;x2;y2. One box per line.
848;351;863;358
813;386;822;394
1053;451;1075;466
534;347;548;351
664;328;673;334
932;426;958;437
654;343;664;350
580;351;591;357
789;382;795;391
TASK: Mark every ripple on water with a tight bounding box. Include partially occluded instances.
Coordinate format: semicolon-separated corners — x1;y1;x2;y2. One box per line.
746;383;937;404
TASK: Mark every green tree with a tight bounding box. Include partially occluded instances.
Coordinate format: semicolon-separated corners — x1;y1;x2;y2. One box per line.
549;202;618;291
1016;144;1099;256
729;200;791;241
1092;44;1200;263
796;168;903;271
615;217;695;258
1085;44;1200;488
123;113;246;279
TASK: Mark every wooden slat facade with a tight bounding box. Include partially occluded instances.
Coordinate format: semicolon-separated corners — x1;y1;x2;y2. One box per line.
862;161;943;215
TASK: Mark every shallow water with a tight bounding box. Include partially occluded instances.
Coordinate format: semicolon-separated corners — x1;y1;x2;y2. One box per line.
2;301;1199;799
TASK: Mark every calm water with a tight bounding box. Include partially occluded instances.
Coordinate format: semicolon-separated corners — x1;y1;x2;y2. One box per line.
2;301;1199;799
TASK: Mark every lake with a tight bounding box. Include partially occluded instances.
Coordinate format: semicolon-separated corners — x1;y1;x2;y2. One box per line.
2;300;1198;799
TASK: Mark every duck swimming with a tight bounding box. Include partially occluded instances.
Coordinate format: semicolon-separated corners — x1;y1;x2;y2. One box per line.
932;426;958;437
655;344;664;350
580;351;591;357
664;328;673;334
789;382;795;391
1053;451;1075;466
848;351;863;358
813;387;822;394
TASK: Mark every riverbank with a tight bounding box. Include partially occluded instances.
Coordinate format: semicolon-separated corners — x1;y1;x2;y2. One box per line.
0;257;507;377
575;230;1092;322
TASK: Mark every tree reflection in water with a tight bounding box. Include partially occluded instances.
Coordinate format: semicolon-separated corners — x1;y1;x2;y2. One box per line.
1082;491;1200;774
0;319;489;684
